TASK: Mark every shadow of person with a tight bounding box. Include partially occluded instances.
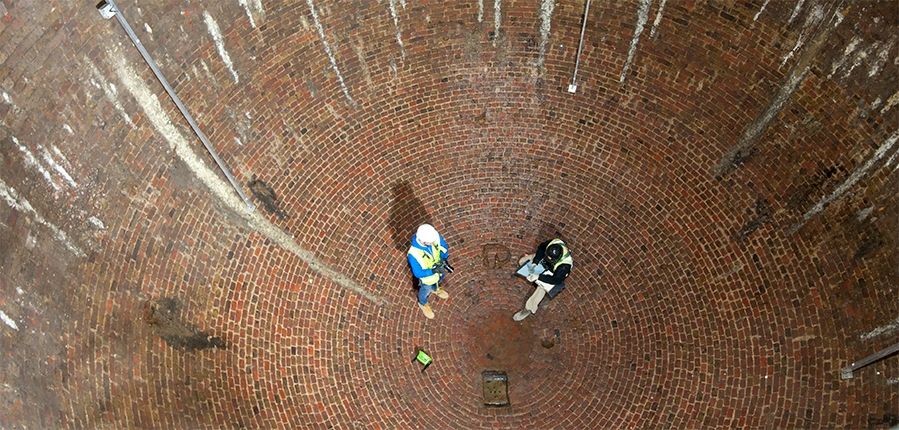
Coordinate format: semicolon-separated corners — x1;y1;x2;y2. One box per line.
389;181;432;251
389;181;433;299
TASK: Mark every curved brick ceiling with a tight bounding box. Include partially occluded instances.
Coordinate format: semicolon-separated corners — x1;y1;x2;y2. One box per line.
0;1;897;429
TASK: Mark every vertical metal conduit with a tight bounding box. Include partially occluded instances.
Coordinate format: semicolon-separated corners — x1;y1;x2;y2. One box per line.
568;0;591;93
99;0;256;212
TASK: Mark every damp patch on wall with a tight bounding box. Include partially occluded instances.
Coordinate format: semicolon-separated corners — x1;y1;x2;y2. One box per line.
144;297;226;351
247;176;288;220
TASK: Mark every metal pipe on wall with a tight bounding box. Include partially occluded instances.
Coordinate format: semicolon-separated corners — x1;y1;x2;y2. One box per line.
568;0;591;93
98;0;256;212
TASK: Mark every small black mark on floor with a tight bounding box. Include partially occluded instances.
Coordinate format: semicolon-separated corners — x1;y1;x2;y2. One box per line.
248;176;288;220
144;297;226;351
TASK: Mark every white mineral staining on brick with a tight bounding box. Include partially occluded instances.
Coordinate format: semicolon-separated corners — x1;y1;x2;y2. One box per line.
62;124;74;134
1;90;11;105
88;216;106;230
619;0;651;84
388;0;406;60
884;143;899;171
860;315;899;341
649;0;667;38
144;23;153;34
753;0;770;22
855;206;874;222
306;0;354;104
478;0;484;23
0;310;17;331
493;0;501;46
238;0;265;28
881;89;899;115
203;11;240;84
112;53;382;304
86;59;134;126
40;147;77;188
0;178;85;256
828;36;861;79
239;0;257;28
536;0;555;72
796;129;899;228
867;38;895;77
51;146;71;166
200;60;217;84
718;7;843;178
781;5;824;68
831;37;895;81
787;0;805;25
10;136;60;191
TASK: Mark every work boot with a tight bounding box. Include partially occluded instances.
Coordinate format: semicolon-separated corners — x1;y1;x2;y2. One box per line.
419;303;435;319
434;288;449;299
513;310;532;321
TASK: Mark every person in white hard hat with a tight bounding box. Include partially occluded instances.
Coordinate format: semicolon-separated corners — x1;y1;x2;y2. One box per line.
407;224;451;319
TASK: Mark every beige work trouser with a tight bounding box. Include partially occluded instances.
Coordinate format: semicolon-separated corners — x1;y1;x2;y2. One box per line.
525;283;551;313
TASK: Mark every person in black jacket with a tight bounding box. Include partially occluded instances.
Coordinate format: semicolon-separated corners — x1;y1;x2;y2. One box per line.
513;238;573;321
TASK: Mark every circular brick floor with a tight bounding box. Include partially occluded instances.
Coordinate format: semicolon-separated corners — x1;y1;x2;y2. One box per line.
0;1;896;429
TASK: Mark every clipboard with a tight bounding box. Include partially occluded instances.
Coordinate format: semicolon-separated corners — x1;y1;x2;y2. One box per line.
515;262;545;278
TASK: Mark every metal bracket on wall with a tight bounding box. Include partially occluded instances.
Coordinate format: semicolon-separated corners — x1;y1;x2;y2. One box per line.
840;340;899;380
97;0;256;212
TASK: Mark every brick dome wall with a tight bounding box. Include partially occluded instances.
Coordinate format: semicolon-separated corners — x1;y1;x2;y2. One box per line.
0;0;896;428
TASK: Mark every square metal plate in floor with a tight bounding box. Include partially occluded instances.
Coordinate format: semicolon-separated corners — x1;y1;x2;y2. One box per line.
482;371;509;407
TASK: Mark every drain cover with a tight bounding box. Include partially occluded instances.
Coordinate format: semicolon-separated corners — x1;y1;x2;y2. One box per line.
482;371;510;407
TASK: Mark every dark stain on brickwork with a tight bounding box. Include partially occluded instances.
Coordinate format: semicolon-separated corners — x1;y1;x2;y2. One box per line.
248;176;288;220
868;413;899;428
144;298;226;351
389;181;432;251
786;166;839;211
718;147;756;178
736;198;772;242
853;231;884;261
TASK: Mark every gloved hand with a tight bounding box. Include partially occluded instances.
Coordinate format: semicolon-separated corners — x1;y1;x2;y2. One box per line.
526;273;539;282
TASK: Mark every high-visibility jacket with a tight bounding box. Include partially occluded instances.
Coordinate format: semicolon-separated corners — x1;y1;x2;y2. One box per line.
408;240;448;285
539;239;572;298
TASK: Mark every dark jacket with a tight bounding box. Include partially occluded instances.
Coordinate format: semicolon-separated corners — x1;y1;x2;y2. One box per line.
534;240;572;291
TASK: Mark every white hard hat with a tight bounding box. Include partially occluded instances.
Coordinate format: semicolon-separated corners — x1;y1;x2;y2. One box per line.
416;224;439;245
